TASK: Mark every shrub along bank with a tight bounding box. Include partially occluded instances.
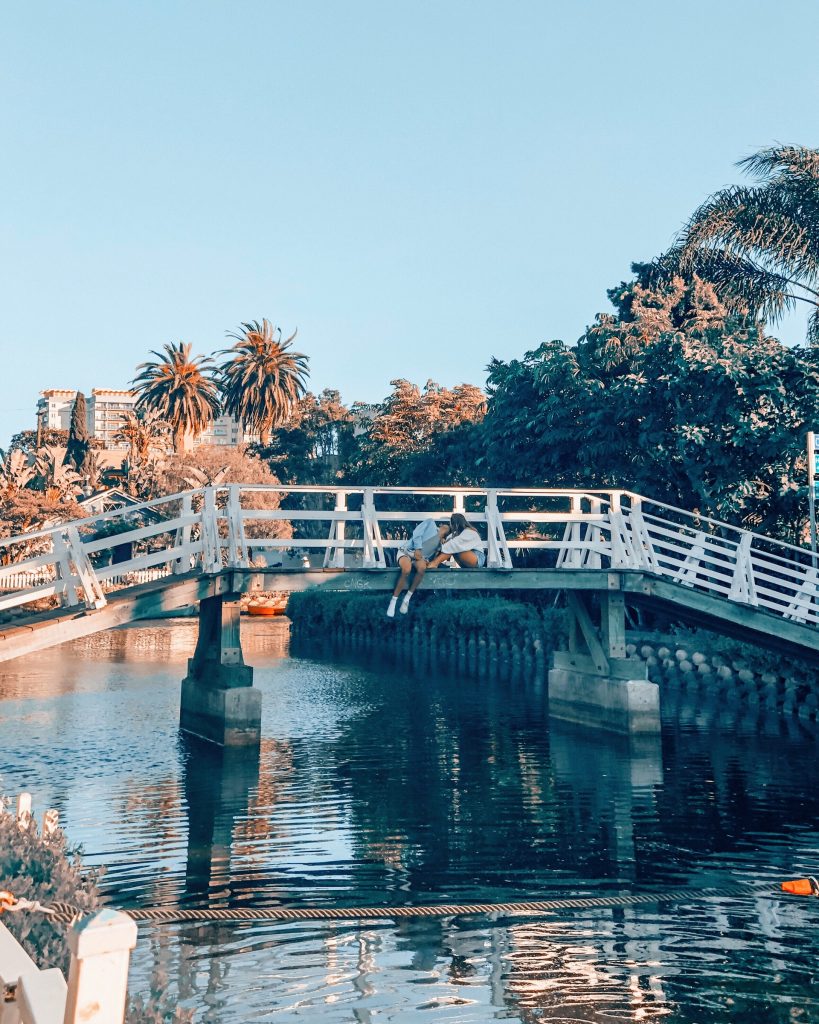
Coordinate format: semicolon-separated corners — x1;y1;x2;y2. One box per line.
288;592;819;725
0;798;193;1023
287;591;568;683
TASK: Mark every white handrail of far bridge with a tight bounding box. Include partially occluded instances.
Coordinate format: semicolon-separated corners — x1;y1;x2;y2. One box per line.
0;485;817;628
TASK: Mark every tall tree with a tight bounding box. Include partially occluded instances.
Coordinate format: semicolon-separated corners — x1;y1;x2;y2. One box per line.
655;145;819;341
351;379;487;485
484;275;819;539
64;392;89;472
131;342;220;454
219;320;309;445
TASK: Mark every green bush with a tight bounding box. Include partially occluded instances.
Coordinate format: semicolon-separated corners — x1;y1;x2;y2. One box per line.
288;591;568;654
0;799;192;1023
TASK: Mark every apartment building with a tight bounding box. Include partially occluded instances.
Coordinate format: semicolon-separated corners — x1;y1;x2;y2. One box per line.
36;389;78;431
36;389;252;448
195;414;248;447
87;389;138;446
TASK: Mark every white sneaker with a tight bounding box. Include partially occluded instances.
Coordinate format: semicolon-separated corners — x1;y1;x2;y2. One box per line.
386;597;397;618
399;594;412;614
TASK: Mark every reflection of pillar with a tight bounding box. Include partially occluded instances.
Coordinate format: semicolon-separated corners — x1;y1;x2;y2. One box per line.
549;590;660;733
549;718;662;875
180;594;261;746
182;734;261;900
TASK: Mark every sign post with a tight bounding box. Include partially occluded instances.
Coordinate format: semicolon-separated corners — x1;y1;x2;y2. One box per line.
808;431;818;566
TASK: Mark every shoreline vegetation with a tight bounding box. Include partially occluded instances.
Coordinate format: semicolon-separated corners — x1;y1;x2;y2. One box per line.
0;797;193;1023
287;592;819;726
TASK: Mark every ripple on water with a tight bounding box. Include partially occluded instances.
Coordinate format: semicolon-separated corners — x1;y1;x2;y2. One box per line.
1;619;818;1022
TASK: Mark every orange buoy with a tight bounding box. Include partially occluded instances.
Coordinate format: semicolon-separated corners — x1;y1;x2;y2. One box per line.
781;877;819;896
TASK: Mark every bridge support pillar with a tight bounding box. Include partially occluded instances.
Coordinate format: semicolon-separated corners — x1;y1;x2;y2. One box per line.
548;591;659;734
180;594;261;747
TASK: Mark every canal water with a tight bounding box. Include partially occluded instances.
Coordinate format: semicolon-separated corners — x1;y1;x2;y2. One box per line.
1;619;818;1023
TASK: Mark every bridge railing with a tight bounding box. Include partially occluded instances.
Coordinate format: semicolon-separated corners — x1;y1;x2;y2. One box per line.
0;485;817;630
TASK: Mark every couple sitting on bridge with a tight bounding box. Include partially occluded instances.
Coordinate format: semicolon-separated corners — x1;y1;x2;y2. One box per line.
386;513;484;617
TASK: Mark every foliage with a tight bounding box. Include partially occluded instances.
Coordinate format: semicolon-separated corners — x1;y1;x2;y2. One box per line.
11;430;107;456
156;445;291;544
653;145;819;341
254;389;357;485
114;411;172;497
484;274;819;537
0;798;102;973
349;379;487;485
219;320;309;445
0;799;193;1022
132;342;220;454
65;392;89;473
288;590;567;652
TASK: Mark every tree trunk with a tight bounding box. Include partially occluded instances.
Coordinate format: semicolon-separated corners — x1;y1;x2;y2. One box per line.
174;426;192;454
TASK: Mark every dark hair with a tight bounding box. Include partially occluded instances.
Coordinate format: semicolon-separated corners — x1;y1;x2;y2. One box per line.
449;512;474;537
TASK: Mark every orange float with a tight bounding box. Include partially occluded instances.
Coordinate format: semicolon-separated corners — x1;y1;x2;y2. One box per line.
781;877;819;896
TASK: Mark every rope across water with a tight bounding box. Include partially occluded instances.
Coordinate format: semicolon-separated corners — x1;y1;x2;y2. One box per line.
37;885;783;926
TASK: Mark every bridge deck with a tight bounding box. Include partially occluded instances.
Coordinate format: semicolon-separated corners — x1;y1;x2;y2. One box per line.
1;567;816;665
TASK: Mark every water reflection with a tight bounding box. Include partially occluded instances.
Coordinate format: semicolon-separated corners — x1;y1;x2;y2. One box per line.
0;621;818;1021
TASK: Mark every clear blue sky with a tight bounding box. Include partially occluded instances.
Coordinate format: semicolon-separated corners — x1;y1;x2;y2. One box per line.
1;0;817;447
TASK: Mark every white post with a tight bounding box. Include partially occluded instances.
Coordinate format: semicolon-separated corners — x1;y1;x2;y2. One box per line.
200;487;221;573
173;494;194;575
64;527;106;611
323;492;347;569
484;491;511;569
17;968;67;1024
52;532;79;608
226;485;248;568
15;794;31;831
728;531;758;605
361;490;385;568
62;910;137;1024
42;809;59;837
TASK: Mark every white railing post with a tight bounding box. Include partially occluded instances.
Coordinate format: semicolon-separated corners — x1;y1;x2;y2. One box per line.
323;492;347;569
484;490;511;568
361;489;385;568
673;530;707;587
452;492;465;515
556;495;583;569
15;794;31;830
62;910;137;1024
624;497;659;571
64;527;106;611
17;968;67;1024
728;531;758;605
52;531;79;608
584;497;604;569
784;566;819;621
173;494;194;575
200;487;221;573
0;920;40;1024
226;485;248;568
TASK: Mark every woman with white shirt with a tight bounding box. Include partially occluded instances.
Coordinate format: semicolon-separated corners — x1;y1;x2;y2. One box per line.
426;513;486;570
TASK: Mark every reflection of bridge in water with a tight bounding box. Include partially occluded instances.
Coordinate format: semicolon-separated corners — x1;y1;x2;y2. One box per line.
1;485;817;744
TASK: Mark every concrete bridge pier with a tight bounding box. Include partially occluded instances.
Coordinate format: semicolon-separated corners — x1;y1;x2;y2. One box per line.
548;590;660;734
180;594;262;747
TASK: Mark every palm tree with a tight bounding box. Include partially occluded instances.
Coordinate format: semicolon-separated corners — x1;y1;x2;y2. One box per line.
131;343;220;454
113;411;171;495
656;145;819;341
219;320;309;445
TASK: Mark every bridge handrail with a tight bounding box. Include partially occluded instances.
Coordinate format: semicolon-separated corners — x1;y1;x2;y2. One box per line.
0;484;816;631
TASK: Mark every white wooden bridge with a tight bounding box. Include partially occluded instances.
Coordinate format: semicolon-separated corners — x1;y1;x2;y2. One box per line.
1;485;817;741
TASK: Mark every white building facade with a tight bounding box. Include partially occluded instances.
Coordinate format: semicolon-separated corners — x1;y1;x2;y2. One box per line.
36;389;253;448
